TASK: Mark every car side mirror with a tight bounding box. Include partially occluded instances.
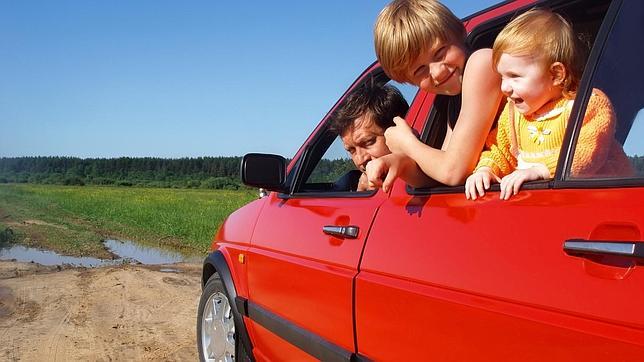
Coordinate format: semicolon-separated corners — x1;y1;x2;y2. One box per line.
241;153;288;193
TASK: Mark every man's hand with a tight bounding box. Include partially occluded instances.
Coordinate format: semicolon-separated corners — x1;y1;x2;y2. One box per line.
356;173;371;192
384;116;418;155
365;153;416;193
499;165;549;200
465;167;500;200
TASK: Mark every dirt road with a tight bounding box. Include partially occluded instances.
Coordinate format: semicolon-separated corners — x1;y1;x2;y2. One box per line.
0;260;202;361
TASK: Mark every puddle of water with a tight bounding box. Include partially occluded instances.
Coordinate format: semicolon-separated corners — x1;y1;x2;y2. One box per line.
0;245;117;267
0;239;203;267
103;239;199;265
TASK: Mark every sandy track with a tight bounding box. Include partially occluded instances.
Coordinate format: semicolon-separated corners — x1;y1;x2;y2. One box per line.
0;261;202;361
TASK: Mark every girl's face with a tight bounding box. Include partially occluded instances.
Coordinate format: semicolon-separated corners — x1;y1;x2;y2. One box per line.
407;41;467;95
497;53;563;116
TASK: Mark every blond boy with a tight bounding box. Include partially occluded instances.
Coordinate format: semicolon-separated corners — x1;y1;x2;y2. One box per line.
366;0;504;191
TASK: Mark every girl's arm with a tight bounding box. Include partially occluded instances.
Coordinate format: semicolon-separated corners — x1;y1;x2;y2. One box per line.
384;49;504;186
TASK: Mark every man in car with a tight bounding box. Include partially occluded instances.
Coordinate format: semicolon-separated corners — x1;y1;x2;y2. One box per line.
329;81;410;191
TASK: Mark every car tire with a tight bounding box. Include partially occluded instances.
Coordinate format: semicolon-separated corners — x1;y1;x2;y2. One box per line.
197;274;250;362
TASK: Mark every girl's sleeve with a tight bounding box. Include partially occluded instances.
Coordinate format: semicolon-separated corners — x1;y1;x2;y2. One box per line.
475;104;517;177
570;89;617;176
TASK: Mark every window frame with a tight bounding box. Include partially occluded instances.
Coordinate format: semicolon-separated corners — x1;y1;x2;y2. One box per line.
408;0;625;196
554;0;644;189
278;68;408;200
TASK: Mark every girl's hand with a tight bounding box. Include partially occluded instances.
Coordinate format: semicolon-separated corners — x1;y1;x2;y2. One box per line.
465;167;500;200
384;117;417;155
499;165;549;200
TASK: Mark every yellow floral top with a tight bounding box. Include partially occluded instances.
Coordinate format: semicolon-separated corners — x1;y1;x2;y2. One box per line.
475;88;633;178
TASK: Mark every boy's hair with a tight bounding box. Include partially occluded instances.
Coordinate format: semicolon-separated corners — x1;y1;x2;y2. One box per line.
329;82;410;136
374;0;466;83
493;9;585;98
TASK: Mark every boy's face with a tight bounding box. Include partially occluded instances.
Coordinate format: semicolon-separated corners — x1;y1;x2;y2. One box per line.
341;115;390;173
497;53;562;116
406;41;466;95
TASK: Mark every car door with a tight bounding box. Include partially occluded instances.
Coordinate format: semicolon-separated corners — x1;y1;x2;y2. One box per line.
242;67;422;360
355;0;643;360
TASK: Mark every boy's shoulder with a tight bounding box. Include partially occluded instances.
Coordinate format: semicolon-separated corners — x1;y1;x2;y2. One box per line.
464;48;494;73
468;48;493;64
462;47;497;87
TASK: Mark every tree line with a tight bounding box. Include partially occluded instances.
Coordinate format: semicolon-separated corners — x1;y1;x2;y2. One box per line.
1;155;642;189
0;156;244;189
0;156;358;190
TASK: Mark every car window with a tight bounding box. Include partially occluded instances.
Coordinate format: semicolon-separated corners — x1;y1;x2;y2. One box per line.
410;0;614;194
293;78;412;195
566;0;644;180
389;80;418;105
302;136;360;191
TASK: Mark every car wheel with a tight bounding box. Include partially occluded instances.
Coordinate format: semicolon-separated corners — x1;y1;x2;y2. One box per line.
197;274;249;362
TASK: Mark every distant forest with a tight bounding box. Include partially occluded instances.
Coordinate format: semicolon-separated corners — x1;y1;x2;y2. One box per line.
0;157;245;189
1;156;642;189
0;156;355;190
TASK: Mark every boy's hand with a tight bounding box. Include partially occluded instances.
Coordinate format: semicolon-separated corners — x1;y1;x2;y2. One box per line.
384;117;417;155
465;167;500;200
365;153;415;193
499;165;549;200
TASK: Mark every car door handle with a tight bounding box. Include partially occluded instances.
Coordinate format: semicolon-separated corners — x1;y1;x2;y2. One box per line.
323;225;359;239
563;239;644;259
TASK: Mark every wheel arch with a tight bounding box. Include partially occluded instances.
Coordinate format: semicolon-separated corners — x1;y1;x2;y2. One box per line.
202;250;255;360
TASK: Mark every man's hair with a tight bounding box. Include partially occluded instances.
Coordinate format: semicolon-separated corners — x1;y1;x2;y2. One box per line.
329;82;410;136
493;9;585;98
374;0;466;83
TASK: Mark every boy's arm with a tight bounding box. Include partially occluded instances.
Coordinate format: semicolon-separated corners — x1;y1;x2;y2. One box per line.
384;49;504;186
570;89;617;176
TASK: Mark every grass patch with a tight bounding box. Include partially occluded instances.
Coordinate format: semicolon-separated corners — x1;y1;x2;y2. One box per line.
0;184;257;256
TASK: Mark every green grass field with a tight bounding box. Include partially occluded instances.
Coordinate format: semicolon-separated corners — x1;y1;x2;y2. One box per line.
0;184;257;257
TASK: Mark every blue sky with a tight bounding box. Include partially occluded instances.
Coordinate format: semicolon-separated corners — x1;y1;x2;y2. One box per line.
1;1;522;159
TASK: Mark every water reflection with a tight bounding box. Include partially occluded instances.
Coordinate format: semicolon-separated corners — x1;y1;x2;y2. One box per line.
0;245;114;267
0;239;202;267
104;239;200;265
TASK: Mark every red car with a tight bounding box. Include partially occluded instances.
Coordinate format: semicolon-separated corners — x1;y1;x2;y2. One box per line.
197;0;644;360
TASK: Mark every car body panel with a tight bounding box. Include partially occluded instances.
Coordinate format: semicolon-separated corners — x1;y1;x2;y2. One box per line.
243;192;387;356
356;187;644;359
210;198;267;299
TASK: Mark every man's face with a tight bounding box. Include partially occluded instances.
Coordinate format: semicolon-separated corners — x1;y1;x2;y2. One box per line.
340;115;390;172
